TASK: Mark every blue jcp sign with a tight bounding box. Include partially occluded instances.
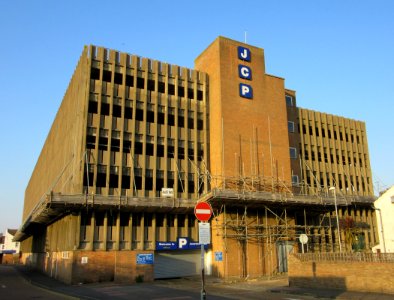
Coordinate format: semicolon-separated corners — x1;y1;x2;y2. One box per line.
237;46;253;99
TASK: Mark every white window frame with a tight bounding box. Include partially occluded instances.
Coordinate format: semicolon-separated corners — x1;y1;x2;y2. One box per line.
288;121;295;133
286;95;294;106
290;147;297;159
292;175;299;185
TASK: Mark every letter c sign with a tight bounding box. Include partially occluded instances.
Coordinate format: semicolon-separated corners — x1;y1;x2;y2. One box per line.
239;65;252;80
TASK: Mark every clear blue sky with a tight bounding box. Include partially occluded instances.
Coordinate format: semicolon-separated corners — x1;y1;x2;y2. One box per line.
1;1;393;232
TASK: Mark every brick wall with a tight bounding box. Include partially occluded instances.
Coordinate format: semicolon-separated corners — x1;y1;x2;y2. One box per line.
72;250;154;284
72;251;115;284
1;253;20;264
20;250;154;285
288;254;394;294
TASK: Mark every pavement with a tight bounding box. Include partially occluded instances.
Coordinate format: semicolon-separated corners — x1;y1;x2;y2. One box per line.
14;265;394;300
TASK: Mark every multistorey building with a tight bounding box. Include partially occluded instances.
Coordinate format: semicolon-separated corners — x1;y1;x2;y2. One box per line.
16;37;377;284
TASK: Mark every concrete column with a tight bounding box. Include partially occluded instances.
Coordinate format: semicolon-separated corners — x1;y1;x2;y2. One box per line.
185;214;189;238
74;213;81;250
103;211;108;251
327;227;333;252
370;210;378;246
129;213;133;250
320;227;326;252
362;209;370;249
339;208;345;251
313;228;319;253
355;209;361;222
174;214;178;241
194;217;199;241
334;228;340;252
115;212;120;250
152;213;156;250
164;213;168;241
88;211;95;251
140;213;145;250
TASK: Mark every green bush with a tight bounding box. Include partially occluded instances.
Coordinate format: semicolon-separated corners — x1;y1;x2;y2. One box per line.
135;275;144;283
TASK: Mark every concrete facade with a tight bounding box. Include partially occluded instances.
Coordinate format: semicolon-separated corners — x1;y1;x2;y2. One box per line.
17;36;378;284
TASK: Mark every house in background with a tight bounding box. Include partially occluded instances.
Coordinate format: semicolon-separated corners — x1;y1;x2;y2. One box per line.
373;186;394;253
0;229;20;264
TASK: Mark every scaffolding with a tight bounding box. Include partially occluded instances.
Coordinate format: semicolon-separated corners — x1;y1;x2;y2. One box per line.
203;173;377;277
211;203;345;276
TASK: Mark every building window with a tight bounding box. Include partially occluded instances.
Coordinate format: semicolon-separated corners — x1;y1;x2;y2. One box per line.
288;121;295;133
286;95;294;106
292;175;299;185
290;147;297;159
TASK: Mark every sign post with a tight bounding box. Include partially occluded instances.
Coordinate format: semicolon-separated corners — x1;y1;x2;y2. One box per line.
299;234;308;254
194;202;213;300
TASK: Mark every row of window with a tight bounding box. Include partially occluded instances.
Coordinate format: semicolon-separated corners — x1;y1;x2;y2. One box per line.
288;121;363;144
86;134;204;161
88;102;204;130
86;136;204;161
80;211;197;243
92;50;202;80
304;171;368;191
83;167;203;193
290;146;367;168
300;147;367;167
91;68;204;100
81;212;196;229
301;123;362;144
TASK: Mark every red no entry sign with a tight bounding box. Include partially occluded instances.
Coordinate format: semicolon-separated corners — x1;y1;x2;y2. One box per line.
194;202;213;222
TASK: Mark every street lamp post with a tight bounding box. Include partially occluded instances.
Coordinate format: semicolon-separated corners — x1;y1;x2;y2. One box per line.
329;187;342;253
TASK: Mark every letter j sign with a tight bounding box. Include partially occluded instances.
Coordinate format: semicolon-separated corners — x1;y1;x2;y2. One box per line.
238;46;251;62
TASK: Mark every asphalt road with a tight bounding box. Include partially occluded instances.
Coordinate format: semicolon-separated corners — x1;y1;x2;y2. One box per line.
0;265;317;300
0;265;73;299
2;265;393;300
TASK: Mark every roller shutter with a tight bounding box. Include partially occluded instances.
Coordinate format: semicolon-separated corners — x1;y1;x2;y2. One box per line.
154;250;200;279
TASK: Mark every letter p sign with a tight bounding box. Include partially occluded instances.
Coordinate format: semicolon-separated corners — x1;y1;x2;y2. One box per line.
240;83;253;99
178;238;188;249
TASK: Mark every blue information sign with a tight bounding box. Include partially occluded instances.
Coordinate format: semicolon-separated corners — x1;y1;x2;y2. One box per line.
215;251;223;262
156;242;177;250
156;238;208;251
136;253;154;265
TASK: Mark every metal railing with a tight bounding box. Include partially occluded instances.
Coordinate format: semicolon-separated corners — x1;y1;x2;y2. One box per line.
211;187;375;206
293;252;394;263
